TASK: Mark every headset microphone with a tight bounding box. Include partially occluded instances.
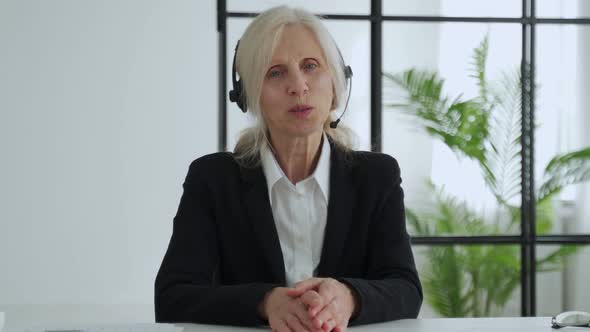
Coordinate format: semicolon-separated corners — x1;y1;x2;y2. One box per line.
329;65;353;129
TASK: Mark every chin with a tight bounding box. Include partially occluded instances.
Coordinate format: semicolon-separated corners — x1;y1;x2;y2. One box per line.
286;126;324;139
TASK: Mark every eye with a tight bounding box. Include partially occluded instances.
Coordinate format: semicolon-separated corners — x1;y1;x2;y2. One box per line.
268;69;283;78
304;62;318;71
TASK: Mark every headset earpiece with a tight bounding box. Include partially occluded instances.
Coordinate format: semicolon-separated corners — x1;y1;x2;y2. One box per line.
229;80;246;113
229;40;247;113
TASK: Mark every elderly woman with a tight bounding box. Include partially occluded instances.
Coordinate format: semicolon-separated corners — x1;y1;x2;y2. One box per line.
155;5;422;332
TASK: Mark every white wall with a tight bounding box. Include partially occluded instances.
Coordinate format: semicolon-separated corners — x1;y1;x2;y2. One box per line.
0;0;218;330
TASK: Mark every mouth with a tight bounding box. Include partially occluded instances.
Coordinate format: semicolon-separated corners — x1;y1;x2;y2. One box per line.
288;104;314;113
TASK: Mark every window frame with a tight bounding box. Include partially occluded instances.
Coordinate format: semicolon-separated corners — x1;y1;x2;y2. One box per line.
217;0;590;316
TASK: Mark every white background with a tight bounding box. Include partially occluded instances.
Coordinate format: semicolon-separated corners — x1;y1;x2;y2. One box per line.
0;0;218;330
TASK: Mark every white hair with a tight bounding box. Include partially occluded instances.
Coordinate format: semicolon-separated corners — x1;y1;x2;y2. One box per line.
232;5;356;168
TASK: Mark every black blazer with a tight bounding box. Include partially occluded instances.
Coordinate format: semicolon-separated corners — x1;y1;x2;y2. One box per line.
154;139;422;326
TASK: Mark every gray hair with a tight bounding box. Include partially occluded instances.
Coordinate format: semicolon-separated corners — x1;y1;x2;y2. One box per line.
232;5;356;168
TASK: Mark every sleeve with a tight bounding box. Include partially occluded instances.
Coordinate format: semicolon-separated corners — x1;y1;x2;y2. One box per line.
154;160;279;326
338;158;423;325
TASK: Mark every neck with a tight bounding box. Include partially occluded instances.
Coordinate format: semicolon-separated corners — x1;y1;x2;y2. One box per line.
267;131;323;184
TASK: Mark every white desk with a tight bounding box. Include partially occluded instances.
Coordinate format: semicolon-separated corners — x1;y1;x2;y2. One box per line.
21;317;590;332
181;317;588;331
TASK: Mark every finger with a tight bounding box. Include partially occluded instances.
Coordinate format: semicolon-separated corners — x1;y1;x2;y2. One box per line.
322;318;337;332
300;290;323;312
333;321;348;332
334;325;348;332
316;279;337;301
273;318;293;332
317;279;344;318
293;300;317;332
286;313;309;332
314;298;338;329
287;278;323;297
311;287;336;317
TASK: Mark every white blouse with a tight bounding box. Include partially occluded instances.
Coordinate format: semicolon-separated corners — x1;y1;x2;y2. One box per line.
260;134;331;287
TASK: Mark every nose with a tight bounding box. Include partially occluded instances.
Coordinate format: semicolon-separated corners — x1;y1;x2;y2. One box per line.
286;69;309;97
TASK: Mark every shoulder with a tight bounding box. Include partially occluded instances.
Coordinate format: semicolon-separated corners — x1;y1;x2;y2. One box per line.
185;151;240;184
352;150;400;173
348;150;402;184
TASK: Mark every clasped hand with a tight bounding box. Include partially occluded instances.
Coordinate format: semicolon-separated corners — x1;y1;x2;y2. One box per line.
261;277;357;332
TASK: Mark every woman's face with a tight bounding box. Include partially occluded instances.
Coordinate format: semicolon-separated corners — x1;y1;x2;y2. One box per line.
259;23;334;140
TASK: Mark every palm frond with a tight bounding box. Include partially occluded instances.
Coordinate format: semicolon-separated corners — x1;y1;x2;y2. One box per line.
484;68;522;204
469;33;493;111
538;147;590;203
536;245;580;272
479;245;520;315
406;208;431;236
383;69;489;163
431;182;491;236
535;197;555;235
422;246;470;317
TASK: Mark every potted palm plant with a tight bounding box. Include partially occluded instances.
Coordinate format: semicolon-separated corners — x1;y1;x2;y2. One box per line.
384;36;590;317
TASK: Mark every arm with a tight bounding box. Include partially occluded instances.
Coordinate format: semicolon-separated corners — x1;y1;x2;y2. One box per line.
154;161;278;326
338;159;423;325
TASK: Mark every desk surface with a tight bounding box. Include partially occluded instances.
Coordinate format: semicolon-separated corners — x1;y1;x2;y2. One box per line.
179;317;588;331
24;317;590;332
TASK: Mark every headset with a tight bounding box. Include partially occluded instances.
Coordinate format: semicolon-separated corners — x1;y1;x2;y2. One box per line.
228;40;353;129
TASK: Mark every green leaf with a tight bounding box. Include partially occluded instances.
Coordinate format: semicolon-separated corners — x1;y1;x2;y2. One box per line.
406;208;431;236
536;245;580;271
538;147;590;203
535;198;555;235
422;246;470;317
484;68;522;204
469;33;493;112
383;69;489;163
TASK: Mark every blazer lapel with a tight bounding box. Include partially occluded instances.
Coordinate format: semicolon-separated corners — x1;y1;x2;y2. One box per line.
240;165;286;284
317;141;356;276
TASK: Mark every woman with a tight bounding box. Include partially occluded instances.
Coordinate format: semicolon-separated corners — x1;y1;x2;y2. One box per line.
155;5;422;332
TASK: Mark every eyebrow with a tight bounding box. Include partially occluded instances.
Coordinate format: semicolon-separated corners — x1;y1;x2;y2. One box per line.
268;57;320;67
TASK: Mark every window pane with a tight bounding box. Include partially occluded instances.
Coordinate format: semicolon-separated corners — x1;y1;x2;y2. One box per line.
226;18;370;151
413;244;521;317
537;0;590;18
324;20;370;151
536;245;590;315
227;0;369;15
535;25;590;235
383;0;520;17
383;22;522;236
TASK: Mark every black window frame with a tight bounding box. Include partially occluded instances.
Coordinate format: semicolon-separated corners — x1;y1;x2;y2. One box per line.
217;0;590;316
